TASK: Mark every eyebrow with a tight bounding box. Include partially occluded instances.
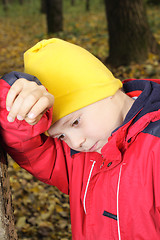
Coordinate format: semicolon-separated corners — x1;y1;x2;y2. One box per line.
62;113;81;127
62;116;73;126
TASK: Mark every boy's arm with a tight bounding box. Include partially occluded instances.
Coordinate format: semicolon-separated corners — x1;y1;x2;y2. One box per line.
0;72;70;194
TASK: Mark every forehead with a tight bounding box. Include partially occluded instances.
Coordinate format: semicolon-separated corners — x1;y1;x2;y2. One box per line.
53;100;98;126
49;99;107;134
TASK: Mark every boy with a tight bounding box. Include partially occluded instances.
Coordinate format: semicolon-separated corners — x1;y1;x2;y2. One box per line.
1;38;160;239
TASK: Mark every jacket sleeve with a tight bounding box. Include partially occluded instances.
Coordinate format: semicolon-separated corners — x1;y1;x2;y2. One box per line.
0;73;71;194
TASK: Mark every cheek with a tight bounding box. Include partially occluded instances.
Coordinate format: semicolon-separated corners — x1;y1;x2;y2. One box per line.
91;119;112;140
84;121;106;138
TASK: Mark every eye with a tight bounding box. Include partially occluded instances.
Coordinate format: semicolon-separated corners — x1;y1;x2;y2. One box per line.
72;117;80;127
58;134;65;140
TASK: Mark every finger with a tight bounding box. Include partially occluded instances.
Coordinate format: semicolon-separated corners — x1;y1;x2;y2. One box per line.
7;87;39;122
7;93;26;122
27;94;54;120
6;80;23;111
15;88;45;120
6;78;38;111
25;114;43;125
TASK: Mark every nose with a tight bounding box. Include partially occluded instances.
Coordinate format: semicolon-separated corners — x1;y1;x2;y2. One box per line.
68;132;86;150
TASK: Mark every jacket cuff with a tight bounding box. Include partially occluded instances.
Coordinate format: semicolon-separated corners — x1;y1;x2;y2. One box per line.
2;71;41;86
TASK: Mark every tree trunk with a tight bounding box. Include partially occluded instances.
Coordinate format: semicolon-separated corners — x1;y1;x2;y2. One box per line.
86;0;90;11
104;0;160;67
147;0;160;4
40;0;46;14
71;0;75;6
45;0;63;34
0;145;18;240
2;0;9;11
19;0;24;5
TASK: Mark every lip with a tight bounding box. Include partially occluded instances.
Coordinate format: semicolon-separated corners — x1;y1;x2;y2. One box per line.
89;141;99;152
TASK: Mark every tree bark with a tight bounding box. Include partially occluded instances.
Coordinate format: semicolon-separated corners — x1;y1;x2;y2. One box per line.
86;0;90;11
104;0;160;67
19;0;24;5
147;0;160;4
0;145;17;240
40;0;46;14
71;0;75;6
2;0;9;11
45;0;63;34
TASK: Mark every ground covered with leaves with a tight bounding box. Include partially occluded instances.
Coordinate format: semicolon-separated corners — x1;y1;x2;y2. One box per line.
1;0;160;239
8;157;71;240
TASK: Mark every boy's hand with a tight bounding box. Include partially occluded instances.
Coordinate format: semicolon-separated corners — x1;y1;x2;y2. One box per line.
6;78;54;125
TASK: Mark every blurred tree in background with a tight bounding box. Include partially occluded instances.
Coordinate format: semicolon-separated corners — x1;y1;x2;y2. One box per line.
2;0;9;11
71;0;75;6
104;0;160;67
86;0;90;11
2;0;159;67
40;0;46;14
42;0;63;34
147;0;160;5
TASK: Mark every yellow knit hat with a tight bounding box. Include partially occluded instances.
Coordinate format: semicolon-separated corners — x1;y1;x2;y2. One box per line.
24;38;122;123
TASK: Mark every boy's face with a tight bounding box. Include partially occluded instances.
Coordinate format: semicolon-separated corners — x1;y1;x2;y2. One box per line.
48;96;122;153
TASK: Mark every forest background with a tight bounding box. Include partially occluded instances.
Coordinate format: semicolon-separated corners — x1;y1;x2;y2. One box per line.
0;0;160;239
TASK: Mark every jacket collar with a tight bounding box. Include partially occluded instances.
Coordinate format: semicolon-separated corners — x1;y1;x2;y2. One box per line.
102;79;160;161
70;149;80;157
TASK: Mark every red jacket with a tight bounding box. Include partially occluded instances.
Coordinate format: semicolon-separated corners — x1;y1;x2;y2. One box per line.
1;72;160;239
